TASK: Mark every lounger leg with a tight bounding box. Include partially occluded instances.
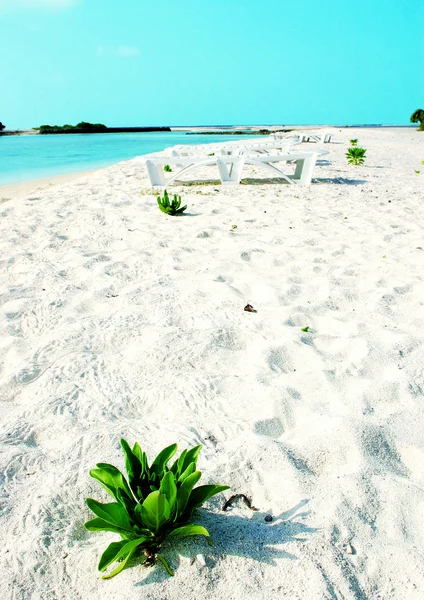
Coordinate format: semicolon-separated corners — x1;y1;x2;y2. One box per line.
146;160;166;186
217;158;245;185
293;155;317;185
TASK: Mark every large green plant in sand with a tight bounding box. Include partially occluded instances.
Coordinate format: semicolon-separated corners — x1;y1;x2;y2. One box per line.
85;440;229;579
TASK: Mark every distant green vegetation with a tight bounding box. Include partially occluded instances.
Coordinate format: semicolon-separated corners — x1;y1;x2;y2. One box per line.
38;121;107;134
410;109;424;131
0;122;5;131
350;139;358;146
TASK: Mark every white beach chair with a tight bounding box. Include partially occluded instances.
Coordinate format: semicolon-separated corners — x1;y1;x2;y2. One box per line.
145;149;327;187
171;139;300;163
301;132;332;143
273;132;332;144
272;133;302;143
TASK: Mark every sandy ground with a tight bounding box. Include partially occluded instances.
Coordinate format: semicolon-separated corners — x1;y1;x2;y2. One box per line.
0;128;424;600
0;169;97;203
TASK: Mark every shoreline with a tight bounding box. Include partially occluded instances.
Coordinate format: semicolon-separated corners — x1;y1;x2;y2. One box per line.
0;126;419;200
0;124;415;137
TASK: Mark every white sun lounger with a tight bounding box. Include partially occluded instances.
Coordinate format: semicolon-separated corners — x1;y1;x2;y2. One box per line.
170;140;300;165
273;132;332;143
301;133;332;143
145;150;327;187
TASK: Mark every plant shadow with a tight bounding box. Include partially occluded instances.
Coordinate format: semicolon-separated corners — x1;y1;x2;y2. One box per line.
134;499;315;587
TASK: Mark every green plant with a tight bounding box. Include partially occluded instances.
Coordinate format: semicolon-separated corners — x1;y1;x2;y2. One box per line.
157;190;187;216
301;326;310;332
346;147;367;166
350;139;358;146
85;440;229;579
164;164;172;172
414;170;420;174
410;109;424;131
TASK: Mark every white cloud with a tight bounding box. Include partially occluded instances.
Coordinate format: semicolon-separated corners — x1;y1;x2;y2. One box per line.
116;46;140;58
0;0;77;8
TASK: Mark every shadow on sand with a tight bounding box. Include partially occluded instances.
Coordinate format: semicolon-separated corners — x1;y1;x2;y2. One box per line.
162;174;367;188
134;499;316;586
314;177;367;185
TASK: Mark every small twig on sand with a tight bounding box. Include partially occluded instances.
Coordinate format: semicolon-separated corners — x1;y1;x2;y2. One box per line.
222;494;259;511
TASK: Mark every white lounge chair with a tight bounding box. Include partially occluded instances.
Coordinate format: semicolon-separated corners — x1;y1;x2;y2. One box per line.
272;133;301;142
273;132;332;143
145;149;327;187
170;140;300;164
301;133;332;143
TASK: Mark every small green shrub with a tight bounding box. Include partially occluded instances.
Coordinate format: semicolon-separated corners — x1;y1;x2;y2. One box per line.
350;139;358;146
414;170;420;174
164;164;172;172
157;190;187;216
346;147;366;166
85;439;229;579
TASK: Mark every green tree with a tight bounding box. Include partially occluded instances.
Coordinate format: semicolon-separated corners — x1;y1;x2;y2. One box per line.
410;109;424;131
0;122;5;131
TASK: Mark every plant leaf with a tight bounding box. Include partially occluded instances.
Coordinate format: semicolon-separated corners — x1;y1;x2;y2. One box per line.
175;449;187;477
84;517;131;536
178;462;196;484
98;540;128;572
90;464;133;504
175;205;187;215
176;471;201;516
151;443;178;475
184;484;230;515
159;471;177;509
132;442;143;462
140;491;171;532
169;524;210;538
156;554;174;576
86;499;133;531
101;537;147;579
121;439;142;487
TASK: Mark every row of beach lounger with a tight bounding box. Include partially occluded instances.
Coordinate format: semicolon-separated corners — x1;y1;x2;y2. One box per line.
144;131;332;187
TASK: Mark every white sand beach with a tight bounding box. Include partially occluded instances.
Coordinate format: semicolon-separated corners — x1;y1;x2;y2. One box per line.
1;127;424;600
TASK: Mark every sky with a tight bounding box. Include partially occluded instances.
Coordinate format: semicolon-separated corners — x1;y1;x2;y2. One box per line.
0;0;423;128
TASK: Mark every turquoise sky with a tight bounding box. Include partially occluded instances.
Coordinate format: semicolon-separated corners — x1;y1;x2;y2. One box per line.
1;0;423;128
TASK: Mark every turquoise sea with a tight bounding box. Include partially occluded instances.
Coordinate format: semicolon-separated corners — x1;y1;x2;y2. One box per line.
0;131;251;185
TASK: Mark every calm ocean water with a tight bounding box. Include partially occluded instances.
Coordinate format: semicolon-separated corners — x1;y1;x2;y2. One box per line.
0;131;252;185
